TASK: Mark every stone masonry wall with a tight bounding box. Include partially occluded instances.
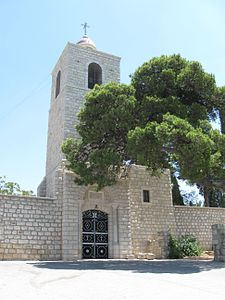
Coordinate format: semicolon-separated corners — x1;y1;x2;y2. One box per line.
0;195;62;260
60;168;132;260
45;45;69;197
174;206;225;250
212;224;225;262
44;43;120;197
128;166;176;258
64;43;121;141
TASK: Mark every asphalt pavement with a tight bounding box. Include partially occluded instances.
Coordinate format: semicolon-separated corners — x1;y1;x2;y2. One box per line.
1;259;225;300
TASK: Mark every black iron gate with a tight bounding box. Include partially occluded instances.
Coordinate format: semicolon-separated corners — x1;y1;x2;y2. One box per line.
82;210;108;259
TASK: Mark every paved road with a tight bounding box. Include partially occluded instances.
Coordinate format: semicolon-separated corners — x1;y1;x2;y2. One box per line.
1;259;225;300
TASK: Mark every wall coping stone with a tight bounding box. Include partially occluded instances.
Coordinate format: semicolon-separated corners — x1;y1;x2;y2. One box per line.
0;194;56;201
174;205;225;211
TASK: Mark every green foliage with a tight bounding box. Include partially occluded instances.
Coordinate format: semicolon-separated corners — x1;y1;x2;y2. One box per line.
131;54;188;100
132;54;216;118
168;235;183;259
0;176;34;196
128;114;225;206
62;83;137;190
217;86;225;134
62;54;225;206
208;188;225;208
171;174;184;205
168;235;203;259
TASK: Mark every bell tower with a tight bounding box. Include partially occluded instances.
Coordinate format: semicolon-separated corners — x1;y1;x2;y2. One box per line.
38;31;121;197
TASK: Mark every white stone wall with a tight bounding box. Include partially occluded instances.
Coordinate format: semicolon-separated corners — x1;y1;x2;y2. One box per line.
128;166;176;258
212;224;225;261
37;176;46;197
60;169;132;260
3;165;225;260
52;165;176;260
174;206;225;250
0;194;61;260
63;43;120;140
44;45;69;197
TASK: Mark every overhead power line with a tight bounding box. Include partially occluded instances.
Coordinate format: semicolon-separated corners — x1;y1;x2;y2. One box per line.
0;75;50;122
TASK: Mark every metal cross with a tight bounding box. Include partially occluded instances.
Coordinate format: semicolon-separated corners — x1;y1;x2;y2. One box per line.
81;22;90;35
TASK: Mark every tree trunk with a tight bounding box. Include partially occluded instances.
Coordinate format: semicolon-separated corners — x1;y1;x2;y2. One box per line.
219;109;225;134
204;186;210;207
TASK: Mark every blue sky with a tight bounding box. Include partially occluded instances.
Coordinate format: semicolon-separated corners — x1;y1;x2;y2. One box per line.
1;0;225;193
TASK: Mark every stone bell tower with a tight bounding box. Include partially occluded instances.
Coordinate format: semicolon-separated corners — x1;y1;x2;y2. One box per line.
36;27;175;261
38;29;121;197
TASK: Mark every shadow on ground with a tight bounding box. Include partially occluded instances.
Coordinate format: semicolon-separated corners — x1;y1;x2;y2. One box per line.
30;259;225;275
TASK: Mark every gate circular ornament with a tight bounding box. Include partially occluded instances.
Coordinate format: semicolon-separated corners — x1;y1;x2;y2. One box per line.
83;245;94;258
96;245;108;258
82;210;108;259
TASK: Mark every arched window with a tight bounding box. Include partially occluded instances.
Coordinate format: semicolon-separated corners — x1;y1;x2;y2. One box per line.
88;63;102;89
55;70;61;98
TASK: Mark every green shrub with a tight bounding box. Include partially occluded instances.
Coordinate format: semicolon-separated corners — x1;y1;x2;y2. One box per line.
168;234;202;259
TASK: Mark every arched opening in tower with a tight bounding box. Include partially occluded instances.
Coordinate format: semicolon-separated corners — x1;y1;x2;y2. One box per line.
88;63;102;89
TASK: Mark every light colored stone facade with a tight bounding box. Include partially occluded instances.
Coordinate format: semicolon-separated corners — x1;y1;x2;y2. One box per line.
2;164;225;260
129;167;176;258
1;37;225;260
0;194;61;260
42;42;120;198
212;224;225;261
58;165;175;260
175;206;225;250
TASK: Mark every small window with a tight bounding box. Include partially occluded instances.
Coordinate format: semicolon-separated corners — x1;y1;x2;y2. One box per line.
88;63;102;89
143;190;150;203
55;70;61;98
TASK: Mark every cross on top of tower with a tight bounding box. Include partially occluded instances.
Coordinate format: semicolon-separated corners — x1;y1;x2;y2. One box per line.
81;22;89;36
77;22;96;50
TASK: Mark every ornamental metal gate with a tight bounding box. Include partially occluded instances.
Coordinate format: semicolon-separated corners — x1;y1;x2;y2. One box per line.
82;210;108;259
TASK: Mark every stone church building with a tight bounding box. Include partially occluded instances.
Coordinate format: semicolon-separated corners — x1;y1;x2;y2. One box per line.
37;33;177;260
0;33;225;261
